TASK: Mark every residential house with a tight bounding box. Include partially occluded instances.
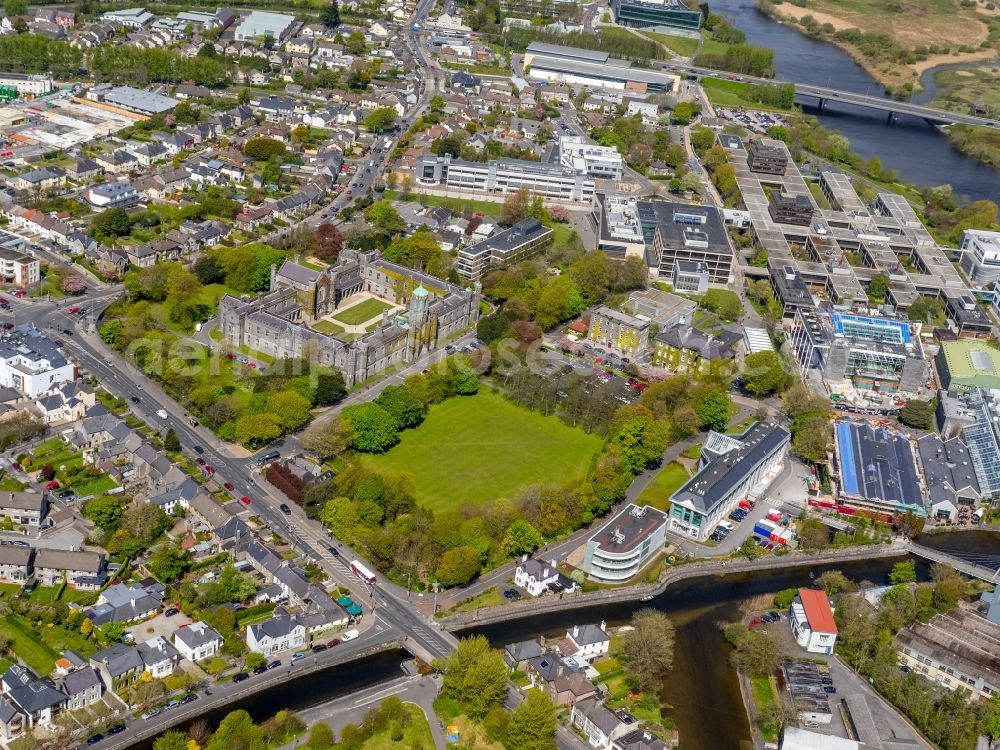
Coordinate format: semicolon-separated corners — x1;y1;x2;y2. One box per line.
90;644;144;691
503;640;546;672
0;699;24;742
246;611;306;656
525;655;596;706
126;243;157;268
790;588;838;655
12;168;64;193
57;668;102;711
33;549;106;589
84;580;163;626
565;624;610;663
33;380;94;425
0;546;32;584
137;636;180;679
0;491;48;526
236;204;273;232
85;181;139;210
95;150;139;175
514;558;575;597
570;698;632;750
173;621;223;662
1;666;65;729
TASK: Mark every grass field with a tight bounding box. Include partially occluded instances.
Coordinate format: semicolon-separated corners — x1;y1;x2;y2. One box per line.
31;438;84;473
383;191;503;218
641;30;699;57
2;615;61;674
701;78;793;112
751;675;779;743
361;391;602;512
332;298;394;326
636;462;690;511
312;320;346;335
351;704;434;750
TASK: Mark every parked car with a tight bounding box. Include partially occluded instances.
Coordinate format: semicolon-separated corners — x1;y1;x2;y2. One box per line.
232;672;249;683
311;644;327;653
164;607;179;617
107;723;125;736
253;665;268;675
223;482;235;492
239;496;251;506
327;638;341;647
141;708;160;720
44;480;60;491
86;734;104;746
503;589;521;601
279;503;291;515
267;660;281;670
180;694;197;705
291;652;306;662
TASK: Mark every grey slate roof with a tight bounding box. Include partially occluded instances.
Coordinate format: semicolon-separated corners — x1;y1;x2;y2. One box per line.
60;667;101;696
568;624;609;647
173;621;222;651
91;643;143;678
2;666;66;714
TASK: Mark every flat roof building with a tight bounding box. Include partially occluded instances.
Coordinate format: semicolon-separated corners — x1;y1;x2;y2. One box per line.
647;201;735;285
949;388;1000;501
558;136;623;181
523;43;677;93
456;218;553;281
610;0;703;31
936;339;1000;392
233;11;297;41
581;503;667;582
595;195;646;259
0;72;53;95
834;420;923;515
415;154;595;204
670;422;789;541
958;228;1000;285
88;85;178;115
747;137;789;175
671;259;709;295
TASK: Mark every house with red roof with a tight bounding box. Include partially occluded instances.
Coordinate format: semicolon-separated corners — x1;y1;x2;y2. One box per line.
790;588;838;654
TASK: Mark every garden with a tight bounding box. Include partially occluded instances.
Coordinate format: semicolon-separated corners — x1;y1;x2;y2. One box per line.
22;438;119;497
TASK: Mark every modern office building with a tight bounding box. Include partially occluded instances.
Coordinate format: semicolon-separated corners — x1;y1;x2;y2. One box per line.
648;201;735;284
746;138;789;174
958;228;1000;285
558;136;623;181
610;0;703;31
581;503;667;582
0;73;53;96
594;195;646;259
950;388;1000;501
768;192;814;226
895;607;1000;701
788;307;928;394
456;219;553;280
415;154;595;204
523;42;677;93
834;420;924;516
769;263;814;319
671;259;709;294
669;423;790;541
0;247;38;287
233;10;297;41
936;339;1000;392
587;306;650;356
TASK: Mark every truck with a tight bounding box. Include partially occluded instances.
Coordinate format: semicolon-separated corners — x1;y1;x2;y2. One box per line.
752;519;777;538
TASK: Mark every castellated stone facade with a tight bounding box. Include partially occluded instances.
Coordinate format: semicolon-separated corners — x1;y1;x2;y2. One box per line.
218;249;481;387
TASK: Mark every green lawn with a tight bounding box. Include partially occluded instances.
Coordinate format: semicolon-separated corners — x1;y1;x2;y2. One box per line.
383;190;503;218
354;704;434;750
312;320;346;335
71;474;119;497
2;615;61;674
332;298;394;326
641;30;698;57
30;438;84;473
636;462;691;511
701;77;792;112
751;675;779;743
361;391;602;512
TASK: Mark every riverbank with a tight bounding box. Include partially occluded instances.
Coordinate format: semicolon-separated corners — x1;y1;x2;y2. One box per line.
439;543;907;628
755;0;999;96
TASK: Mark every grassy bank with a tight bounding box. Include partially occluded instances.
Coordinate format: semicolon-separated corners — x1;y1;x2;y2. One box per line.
640;30;698;57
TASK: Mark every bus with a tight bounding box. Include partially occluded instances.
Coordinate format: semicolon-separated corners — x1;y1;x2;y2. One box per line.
350;560;376;585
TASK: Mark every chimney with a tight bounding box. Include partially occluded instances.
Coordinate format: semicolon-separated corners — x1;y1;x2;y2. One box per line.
572;625;579;638
600;620;606;632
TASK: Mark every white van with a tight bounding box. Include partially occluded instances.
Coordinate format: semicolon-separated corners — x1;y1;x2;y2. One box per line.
341;628;360;642
156;409;168;419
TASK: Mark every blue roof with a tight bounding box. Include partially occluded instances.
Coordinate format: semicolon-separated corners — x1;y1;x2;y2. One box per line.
832;312;911;345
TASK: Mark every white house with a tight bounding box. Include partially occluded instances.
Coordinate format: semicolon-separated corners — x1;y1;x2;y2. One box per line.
173;622;223;662
514;558;575;598
790;588;838;655
246;613;306;656
570;697;629;749
0;333;75;398
565;623;610;663
137;636;180;678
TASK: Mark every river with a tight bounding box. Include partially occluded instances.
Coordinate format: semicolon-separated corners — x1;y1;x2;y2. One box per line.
706;0;1000;202
464;555;913;750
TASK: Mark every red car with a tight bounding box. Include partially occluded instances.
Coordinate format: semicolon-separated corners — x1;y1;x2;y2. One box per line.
248;362;257;369
11;462;21;472
239;496;251;506
68;306;80;314
203;465;215;475
44;480;60;491
196;457;205;466
223;482;235;492
12;290;25;298
327;638;341;647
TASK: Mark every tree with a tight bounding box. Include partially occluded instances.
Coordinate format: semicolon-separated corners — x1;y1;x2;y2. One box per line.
534;275;585;329
374;385;426;430
506;689;557;750
60;275;86;294
194;255;224;285
307;723;334;750
266;391;313;431
742;351;789;396
701;289;742;322
930;563;971;612
899;400;933;430
245;652;266;671
321;0;340;28
315;370;347;406
206;710;264;750
697;389;730;432
867;272;890;302
148;543;191;582
234;413;283;447
204;565;258;605
889;560;917;585
730;626;781;677
673;101;693;124
301;417;353;459
364;201;405;234
620;609;675;693
243;137;288;161
815;570;853;595
499;186;534;226
341;403;399;453
477;311;510;343
439;636;508;719
436;545;481;586
91;207;132;239
314;224;345;262
501;519;543;557
83;495;125;530
792;416;832;463
154;732;189;750
739;537;762;559
362;107;397;132
164;427;180;452
797;517;828;550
